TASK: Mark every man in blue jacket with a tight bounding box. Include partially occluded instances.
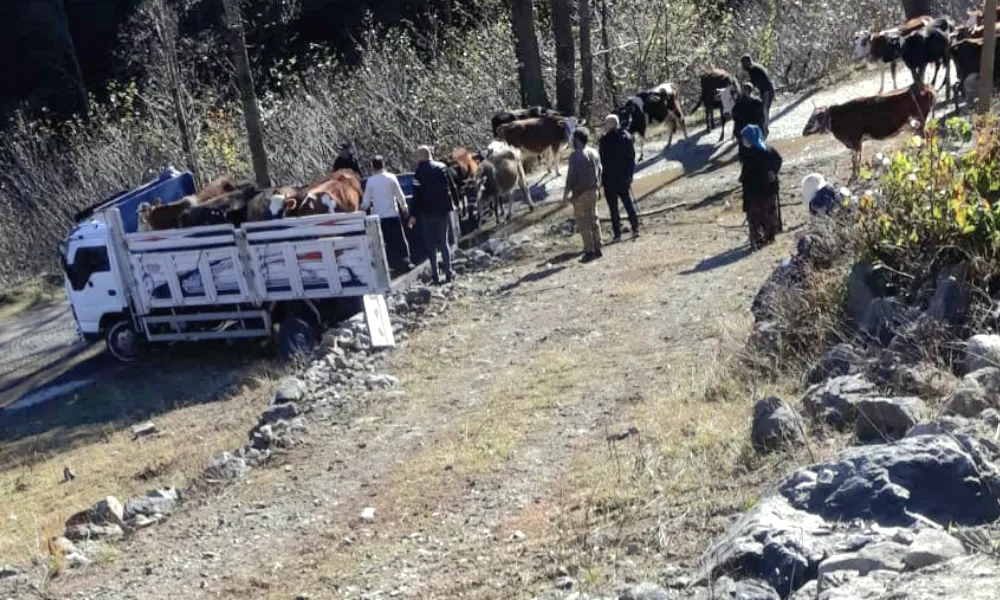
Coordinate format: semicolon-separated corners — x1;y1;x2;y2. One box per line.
598;114;640;241
408;146;459;284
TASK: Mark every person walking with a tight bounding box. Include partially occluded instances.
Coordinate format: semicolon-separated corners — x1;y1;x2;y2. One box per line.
333;143;362;177
562;128;603;262
731;82;766;140
361;155;411;276
740;55;775;136
598;114;640;241
738;125;783;249
409;146;459;285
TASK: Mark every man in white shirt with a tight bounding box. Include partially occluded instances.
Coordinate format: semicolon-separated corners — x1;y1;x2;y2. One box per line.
361;155;411;275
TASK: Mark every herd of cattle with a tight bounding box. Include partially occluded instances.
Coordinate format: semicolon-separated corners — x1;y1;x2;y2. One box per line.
138;6;1000;234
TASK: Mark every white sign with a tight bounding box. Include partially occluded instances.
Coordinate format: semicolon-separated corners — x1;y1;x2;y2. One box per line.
363;294;395;348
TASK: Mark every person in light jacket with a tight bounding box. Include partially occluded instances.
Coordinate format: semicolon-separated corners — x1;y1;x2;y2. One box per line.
361;155;411;275
563;128;604;262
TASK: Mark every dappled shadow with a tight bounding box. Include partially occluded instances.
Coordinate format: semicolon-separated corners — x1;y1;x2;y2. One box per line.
538;251;581;267
498;265;568;295
680;245;754;275
770;86;823;127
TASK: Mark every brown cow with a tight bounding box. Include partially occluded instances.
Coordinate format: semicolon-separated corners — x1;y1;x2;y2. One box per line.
297;169;363;216
244;186;305;221
137;197;199;231
802;84;935;180
447;148;479;218
196;175;237;203
496;116;570;175
690;69;738;139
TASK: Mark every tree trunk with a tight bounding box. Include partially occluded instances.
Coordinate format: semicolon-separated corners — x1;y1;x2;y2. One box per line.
50;0;88;117
599;0;618;108
221;0;271;188
981;0;997;114
509;0;550;108
578;0;594;119
151;0;200;184
551;0;576;115
900;0;932;19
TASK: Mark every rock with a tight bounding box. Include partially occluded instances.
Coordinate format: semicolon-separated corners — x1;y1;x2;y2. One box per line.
788;580;817;600
66;496;124;528
260;402;299;425
124;495;177;520
749;321;781;356
965;334;1000;374
752;259;805;324
366;374;400;389
553;576;576;591
65;552;92;569
862;297;910;346
273;377;306;404
62;466;75;482
0;565;19;579
926;262;969;324
50;537;78;555
878;555;1000;599
618;582;671;599
207;452;250;479
64;523;124;541
706;577;780;599
906;416;972;438
807;343;866;384
816;568;897;600
360;507;375;522
892;363;957;400
902;529;965;570
846;262;885;325
131;514;160;529
751;396;805;453
131;422;158;439
948;368;1000;417
802;374;877;429
699;434;1000;595
855;397;926;443
405;285;432;306
817;541;909;580
147;487;180;501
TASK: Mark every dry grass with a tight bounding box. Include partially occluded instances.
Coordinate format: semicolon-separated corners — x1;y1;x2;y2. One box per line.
0;365;277;565
0;278;64;320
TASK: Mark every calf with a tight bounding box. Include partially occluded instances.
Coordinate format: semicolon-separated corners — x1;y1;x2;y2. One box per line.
615;83;689;160
491;107;561;136
496;116;569;175
691;69;737;139
901;23;951;97
802;84;935;180
476;142;531;227
446;148;480;218
852;29;905;92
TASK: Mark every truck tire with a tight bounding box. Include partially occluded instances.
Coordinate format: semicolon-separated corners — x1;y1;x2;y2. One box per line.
277;315;318;363
105;320;143;363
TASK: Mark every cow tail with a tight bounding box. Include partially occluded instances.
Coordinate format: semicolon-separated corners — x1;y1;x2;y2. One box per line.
690;96;704;115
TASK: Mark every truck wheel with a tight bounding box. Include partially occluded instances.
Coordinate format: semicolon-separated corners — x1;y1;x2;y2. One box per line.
277;315;318;363
105;320;143;363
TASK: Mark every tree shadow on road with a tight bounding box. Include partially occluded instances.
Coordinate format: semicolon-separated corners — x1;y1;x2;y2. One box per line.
499;265;568;294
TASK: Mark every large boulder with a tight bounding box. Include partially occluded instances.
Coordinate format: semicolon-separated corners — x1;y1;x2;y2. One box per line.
964;334;1000;375
845;262;890;325
861;297;911;347
65;496;124;528
890;362;957;400
273;377;307;404
802;375;877;429
902;529;965;570
948;368;1000;418
752;397;806;453
854;397;926;443
699;434;1000;596
878;555;1000;599
926;262;970;324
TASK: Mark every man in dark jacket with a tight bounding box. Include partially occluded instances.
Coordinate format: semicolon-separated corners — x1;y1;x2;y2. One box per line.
333;143;362;177
732;83;767;139
598;114;640;241
741;55;775;134
409;146;459;284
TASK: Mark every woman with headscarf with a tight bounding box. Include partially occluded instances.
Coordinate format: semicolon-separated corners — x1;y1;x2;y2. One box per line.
738;124;783;249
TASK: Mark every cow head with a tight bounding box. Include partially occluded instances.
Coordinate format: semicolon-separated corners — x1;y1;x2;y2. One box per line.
802;106;831;136
716;86;737;116
319;193;336;213
269;193;296;218
136;202;153;232
851;30;872;61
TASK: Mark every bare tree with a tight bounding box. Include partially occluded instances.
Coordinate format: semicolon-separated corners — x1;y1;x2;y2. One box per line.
598;0;618;107
982;0;997;114
221;0;270;188
900;0;931;19
551;0;576;115
149;0;201;183
509;0;550;108
578;0;594;119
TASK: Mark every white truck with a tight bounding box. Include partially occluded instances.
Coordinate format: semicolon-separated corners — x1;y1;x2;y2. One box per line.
59;168;392;362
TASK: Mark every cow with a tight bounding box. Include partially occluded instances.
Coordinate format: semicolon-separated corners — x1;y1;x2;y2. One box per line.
496;116;570;175
950;38;1000;111
615;83;689;160
197;175;237;203
901;22;952;98
446;148;480;218
137;196;199;231
491;107;562;136
851;29;905;92
802;84;935;181
476;141;532;227
691;69;738;140
178;185;267;228
298;169;363;216
245;186;305;221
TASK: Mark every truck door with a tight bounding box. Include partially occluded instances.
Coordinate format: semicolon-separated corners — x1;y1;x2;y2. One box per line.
63;244;126;335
